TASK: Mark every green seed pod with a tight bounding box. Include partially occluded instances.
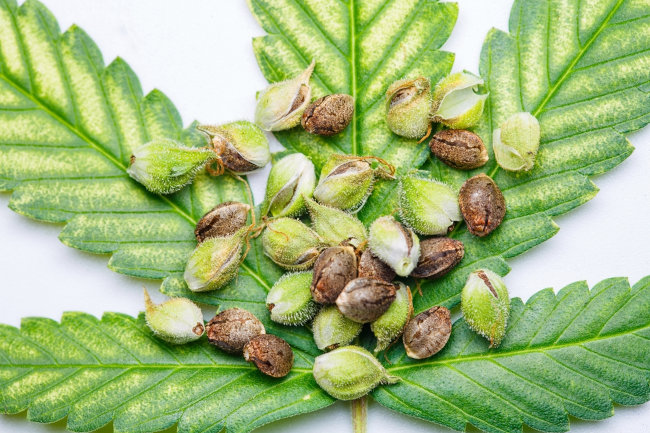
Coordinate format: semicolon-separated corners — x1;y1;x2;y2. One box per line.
368;216;420;277
127;138;216;194
371;283;413;353
263;153;316;217
493;112;541;172
262;218;322;270
313;155;374;212
184;228;245;292
431;71;488;129
313;346;399;400
312;305;362;351
144;289;204;344
255;61;315;131
399;176;461;236
266;272;318;326
197;121;271;174
385;77;432;139
305;197;367;248
461;269;510;348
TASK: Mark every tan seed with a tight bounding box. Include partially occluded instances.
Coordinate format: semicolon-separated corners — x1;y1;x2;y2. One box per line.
429;129;488;170
301;94;354;136
411;237;464;279
402;306;451;359
459;174;506;237
311;246;358;304
336;278;396;323
243;334;294;378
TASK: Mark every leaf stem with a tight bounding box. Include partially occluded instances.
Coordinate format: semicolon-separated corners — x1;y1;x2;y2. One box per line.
351;396;367;433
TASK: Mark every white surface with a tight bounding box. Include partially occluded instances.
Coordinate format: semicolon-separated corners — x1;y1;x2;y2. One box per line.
0;1;648;432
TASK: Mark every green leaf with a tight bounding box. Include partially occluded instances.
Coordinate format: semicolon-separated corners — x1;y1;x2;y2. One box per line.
0;312;333;433
0;0;330;427
248;0;458;210
374;276;650;433
411;0;650;312
0;0;246;280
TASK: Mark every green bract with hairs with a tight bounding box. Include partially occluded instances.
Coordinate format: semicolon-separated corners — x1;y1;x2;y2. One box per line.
263;153;316;217
262;217;322;270
266;271;318;326
255;61;315;131
313;154;374;212
431;71;488;129
126;138;215;194
461;268;510;347
184;228;246;292
305;197;367;248
313;346;399;400
197;121;270;174
312;305;362;351
399;176;461;235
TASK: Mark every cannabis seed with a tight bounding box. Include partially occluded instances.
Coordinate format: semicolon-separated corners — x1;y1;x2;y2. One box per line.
411;237;464;279
206;308;265;354
195;201;251;243
402;306;451;359
243;334;294;378
429;129;488;170
336;278;396;323
313;346;399;400
458;174;506;237
358;249;396;283
301;94;354;136
311;246;358;304
198;121;271;174
461;269;510;348
312;305;362;351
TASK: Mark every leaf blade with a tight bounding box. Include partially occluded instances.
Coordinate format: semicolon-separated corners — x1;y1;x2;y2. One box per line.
375;276;650;433
0;312;334;433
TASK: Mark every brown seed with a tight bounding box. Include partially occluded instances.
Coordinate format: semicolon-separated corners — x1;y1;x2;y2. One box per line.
206;308;265;354
429;129;488;170
402;306;451;359
459;174;506;237
195;201;251;242
411;237;464;279
210;135;260;173
301;94;354;136
335;278;396;323
358;249;396;283
311;246;358;304
243;334;294;378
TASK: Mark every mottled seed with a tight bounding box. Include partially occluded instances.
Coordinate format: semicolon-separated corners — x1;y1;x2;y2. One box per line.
311;246;358;304
429;129;488;170
336;278;396;323
243;334;294;378
402;306;451;359
195;201;250;242
358;249;396;283
301;94;354;136
206;308;265;354
459;174;506;237
411;237;464;279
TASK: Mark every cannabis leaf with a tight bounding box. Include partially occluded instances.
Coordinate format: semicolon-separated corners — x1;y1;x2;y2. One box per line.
249;0;458;213
0;0;246;280
249;0;457;170
0;312;333;433
409;0;650;313
375;276;650;433
0;0;326;427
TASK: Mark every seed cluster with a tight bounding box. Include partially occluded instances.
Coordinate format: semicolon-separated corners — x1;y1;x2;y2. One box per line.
135;63;531;397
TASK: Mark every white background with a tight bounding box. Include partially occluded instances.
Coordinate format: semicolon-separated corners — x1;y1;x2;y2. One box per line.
0;1;648;432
